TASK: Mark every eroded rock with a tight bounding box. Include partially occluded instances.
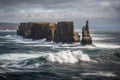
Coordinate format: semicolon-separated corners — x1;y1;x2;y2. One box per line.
17;21;80;43
81;20;92;45
54;21;74;43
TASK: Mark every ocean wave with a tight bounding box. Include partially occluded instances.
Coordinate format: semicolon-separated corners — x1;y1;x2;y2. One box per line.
81;71;116;77
0;53;44;61
45;50;91;63
93;52;120;62
93;37;113;41
94;42;120;49
4;34;120;49
0;30;16;32
5;35;47;43
0;50;90;63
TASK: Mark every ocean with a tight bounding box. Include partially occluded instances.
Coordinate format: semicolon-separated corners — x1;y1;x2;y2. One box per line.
0;29;120;80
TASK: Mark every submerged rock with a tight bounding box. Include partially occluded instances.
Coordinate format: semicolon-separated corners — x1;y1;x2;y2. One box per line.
81;20;92;45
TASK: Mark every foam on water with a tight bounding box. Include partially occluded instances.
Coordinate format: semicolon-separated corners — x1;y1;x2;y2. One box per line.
4;34;120;49
45;50;91;63
5;35;46;43
0;50;90;64
93;37;113;41
0;53;44;61
81;71;116;77
0;30;16;32
95;42;120;49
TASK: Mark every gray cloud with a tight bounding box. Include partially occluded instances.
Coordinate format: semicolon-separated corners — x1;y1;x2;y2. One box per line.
0;0;120;23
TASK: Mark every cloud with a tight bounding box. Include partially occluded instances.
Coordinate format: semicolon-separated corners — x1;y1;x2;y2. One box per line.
0;0;120;22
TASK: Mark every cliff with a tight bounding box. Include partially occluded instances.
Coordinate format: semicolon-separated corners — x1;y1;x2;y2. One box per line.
17;21;80;43
17;22;57;41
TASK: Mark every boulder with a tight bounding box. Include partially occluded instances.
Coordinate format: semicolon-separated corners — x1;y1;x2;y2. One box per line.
81;20;92;45
54;21;74;43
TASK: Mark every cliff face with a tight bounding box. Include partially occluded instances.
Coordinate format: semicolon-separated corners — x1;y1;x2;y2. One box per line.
81;21;92;45
54;22;74;43
17;21;80;43
17;22;57;41
17;23;27;36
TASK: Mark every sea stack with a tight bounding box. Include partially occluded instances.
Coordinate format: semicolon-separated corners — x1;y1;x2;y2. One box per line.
17;21;80;43
81;20;92;45
17;22;57;41
54;22;74;43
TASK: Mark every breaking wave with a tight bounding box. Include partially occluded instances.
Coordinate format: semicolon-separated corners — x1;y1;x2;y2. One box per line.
45;50;90;63
0;50;90;63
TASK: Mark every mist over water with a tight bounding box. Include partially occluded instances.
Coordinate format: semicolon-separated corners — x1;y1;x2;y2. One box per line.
0;29;120;80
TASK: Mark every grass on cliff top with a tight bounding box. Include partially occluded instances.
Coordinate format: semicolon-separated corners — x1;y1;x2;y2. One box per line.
33;22;55;24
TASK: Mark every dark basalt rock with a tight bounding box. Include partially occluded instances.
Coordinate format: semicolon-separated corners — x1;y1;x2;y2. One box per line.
17;21;80;43
17;23;27;36
81;20;92;45
54;21;74;43
17;22;57;41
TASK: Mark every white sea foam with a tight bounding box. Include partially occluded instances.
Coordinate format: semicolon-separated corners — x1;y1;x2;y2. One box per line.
81;71;116;77
45;50;91;63
5;35;46;43
0;50;90;64
4;34;120;49
95;42;120;49
0;53;44;61
93;37;113;41
0;30;16;32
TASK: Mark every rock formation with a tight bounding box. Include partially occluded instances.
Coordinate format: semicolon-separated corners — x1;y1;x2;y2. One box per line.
54;22;74;43
17;23;27;36
17;22;57;41
73;32;80;42
81;20;92;45
17;21;80;43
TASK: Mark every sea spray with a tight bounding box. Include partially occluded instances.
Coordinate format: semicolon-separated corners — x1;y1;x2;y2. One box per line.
45;50;91;63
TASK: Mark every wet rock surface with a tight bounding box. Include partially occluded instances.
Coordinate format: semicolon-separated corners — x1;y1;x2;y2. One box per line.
81;20;92;45
17;21;80;43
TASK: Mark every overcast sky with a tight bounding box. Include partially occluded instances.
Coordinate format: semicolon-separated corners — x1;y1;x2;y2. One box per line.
0;0;120;29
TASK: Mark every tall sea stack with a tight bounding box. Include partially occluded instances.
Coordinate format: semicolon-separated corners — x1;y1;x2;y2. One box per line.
54;22;74;43
81;20;92;45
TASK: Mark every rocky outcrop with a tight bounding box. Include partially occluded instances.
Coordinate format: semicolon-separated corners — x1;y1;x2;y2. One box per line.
17;22;57;41
81;20;92;45
73;32;80;42
17;21;80;43
17;23;28;36
54;22;74;43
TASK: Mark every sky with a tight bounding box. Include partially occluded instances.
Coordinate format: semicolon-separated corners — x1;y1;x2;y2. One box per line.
0;0;120;30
